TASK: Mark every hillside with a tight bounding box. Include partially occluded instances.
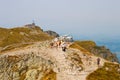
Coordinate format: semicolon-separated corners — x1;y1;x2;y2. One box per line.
44;30;59;37
0;25;120;80
87;62;120;80
0;41;119;80
70;41;119;63
0;25;53;52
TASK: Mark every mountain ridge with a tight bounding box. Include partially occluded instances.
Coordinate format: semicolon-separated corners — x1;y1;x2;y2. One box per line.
0;24;120;80
0;40;119;80
0;25;53;52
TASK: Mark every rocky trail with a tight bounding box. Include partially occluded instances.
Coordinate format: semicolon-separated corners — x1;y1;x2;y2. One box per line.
50;48;105;80
0;41;106;80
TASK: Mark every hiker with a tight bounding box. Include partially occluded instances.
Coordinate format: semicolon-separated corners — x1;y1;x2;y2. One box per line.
53;37;60;48
97;57;100;67
59;40;63;47
88;56;92;66
56;40;61;48
53;42;58;48
61;42;67;52
50;42;54;48
54;37;58;42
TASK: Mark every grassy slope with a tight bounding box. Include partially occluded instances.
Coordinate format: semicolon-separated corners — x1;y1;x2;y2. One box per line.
74;41;96;51
70;41;118;62
87;62;120;80
0;26;53;52
70;41;95;54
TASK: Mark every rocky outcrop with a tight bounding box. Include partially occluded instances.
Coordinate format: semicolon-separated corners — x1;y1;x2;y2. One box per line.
44;30;59;37
0;51;56;80
91;46;119;62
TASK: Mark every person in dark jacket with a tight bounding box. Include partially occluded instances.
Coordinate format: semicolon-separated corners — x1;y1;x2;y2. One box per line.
97;57;101;67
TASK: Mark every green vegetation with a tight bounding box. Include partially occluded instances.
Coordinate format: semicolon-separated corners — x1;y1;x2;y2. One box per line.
87;62;120;80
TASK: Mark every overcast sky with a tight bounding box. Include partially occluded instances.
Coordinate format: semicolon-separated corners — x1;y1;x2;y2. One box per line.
0;0;120;40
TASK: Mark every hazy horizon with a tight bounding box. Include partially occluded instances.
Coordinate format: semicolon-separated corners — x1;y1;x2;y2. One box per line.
0;0;120;40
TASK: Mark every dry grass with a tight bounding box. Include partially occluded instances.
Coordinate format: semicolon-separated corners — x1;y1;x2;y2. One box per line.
0;26;53;52
20;73;26;80
41;69;56;80
74;41;96;52
87;62;120;80
70;42;91;55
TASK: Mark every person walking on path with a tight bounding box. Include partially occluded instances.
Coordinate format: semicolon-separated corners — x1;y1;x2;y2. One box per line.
97;57;101;67
61;42;67;52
